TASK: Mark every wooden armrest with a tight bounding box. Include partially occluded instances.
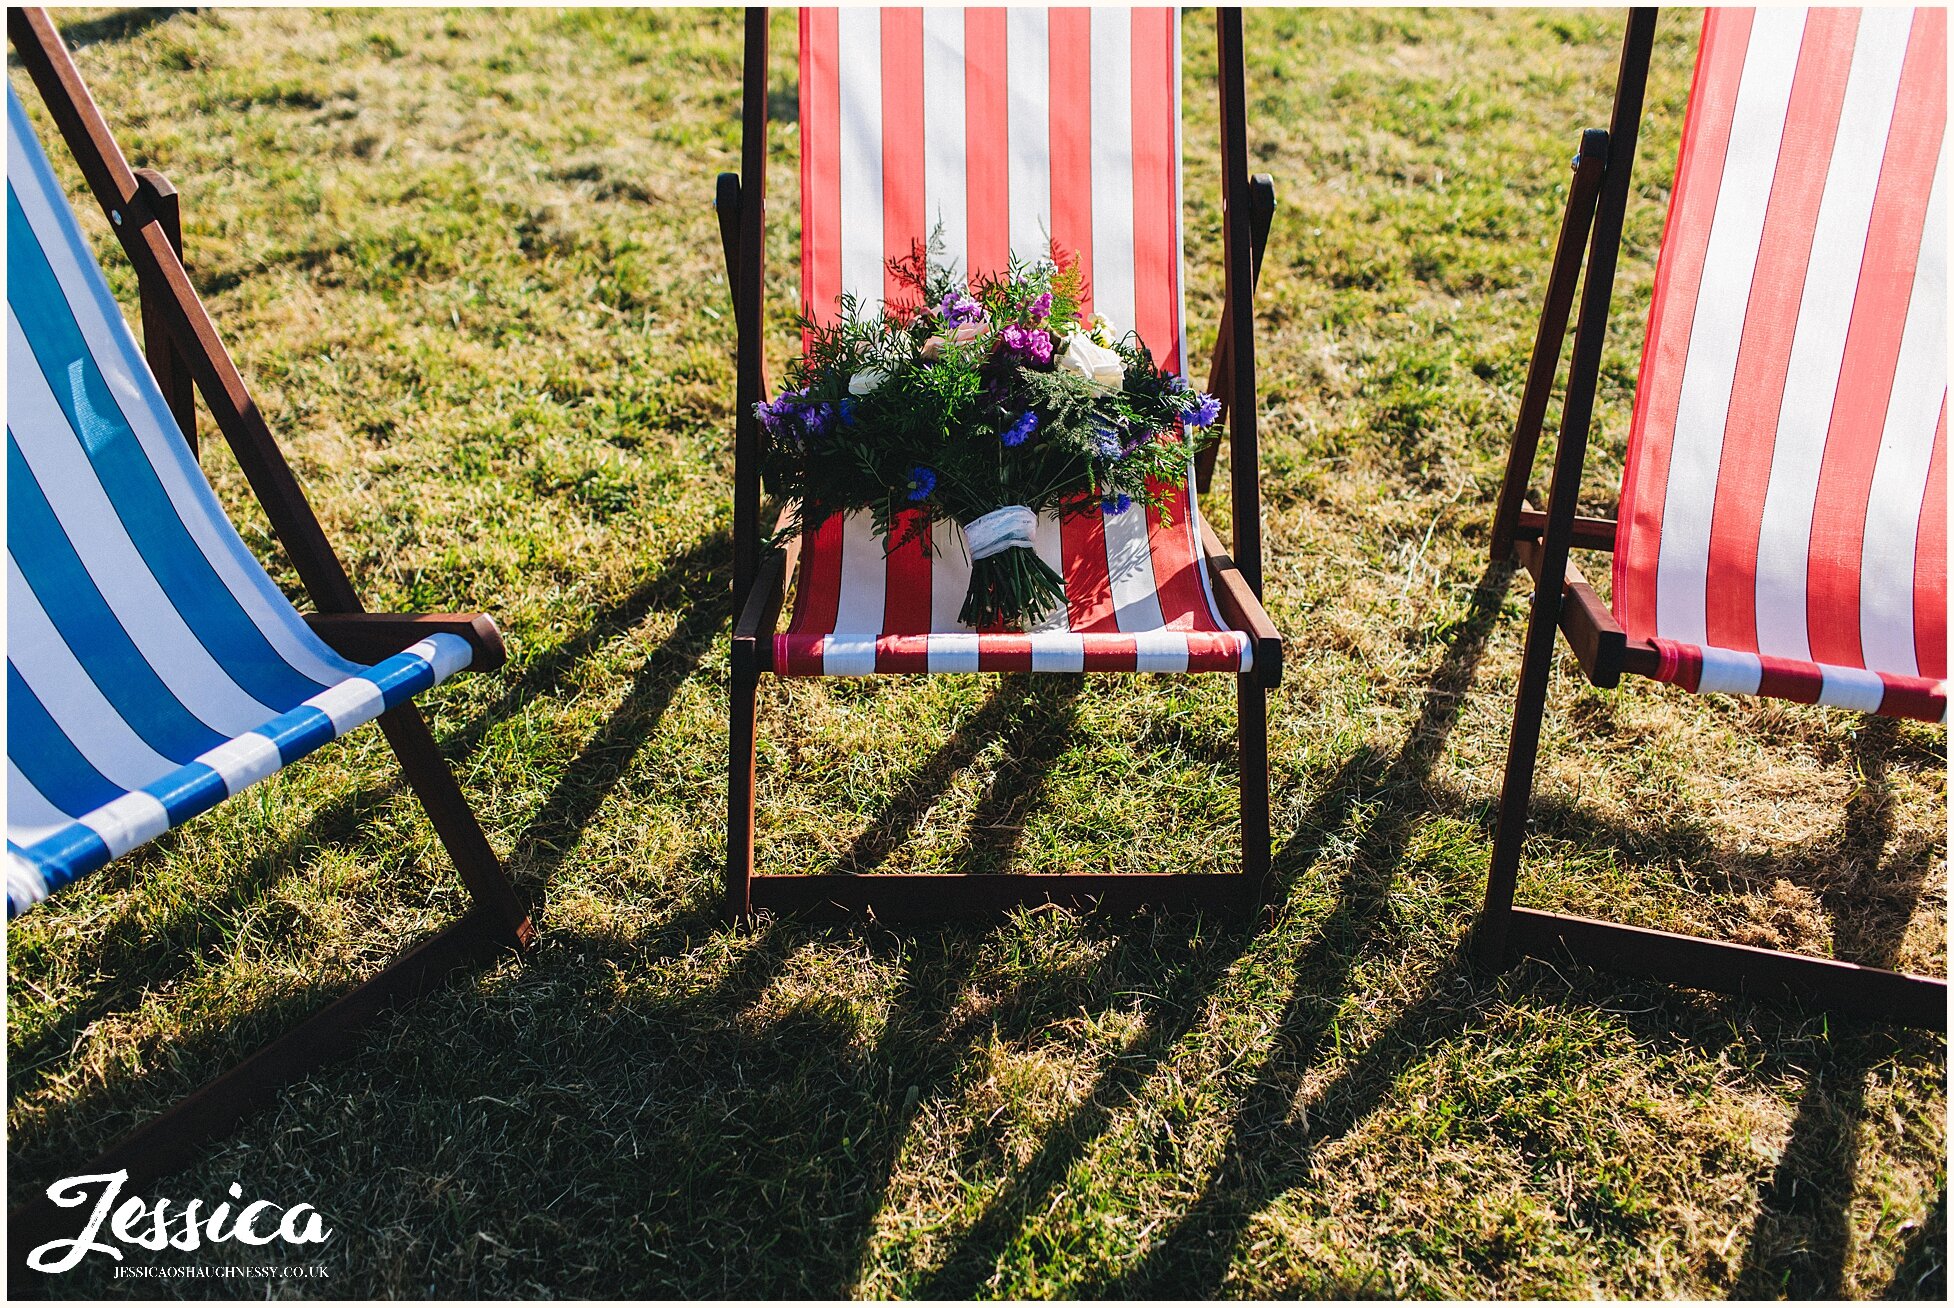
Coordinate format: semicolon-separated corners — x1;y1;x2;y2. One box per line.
1199;519;1282;689
305;612;506;673
1510;502;1658;688
731;511;801;680
1512;508;1618;552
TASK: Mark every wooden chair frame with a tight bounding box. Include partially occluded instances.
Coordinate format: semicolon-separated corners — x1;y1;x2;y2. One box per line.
717;8;1281;921
7;7;537;1253
1477;8;1946;1028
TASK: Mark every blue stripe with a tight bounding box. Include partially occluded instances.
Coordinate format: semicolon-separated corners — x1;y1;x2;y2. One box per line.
7;186;333;709
143;762;228;828
9;827;111;917
5;664;123;816
260;706;336;764
9;435;227;762
373;655;439;710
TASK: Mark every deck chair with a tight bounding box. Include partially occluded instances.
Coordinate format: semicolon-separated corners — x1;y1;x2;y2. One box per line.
6;6;533;1243
1480;7;1947;1026
718;7;1280;919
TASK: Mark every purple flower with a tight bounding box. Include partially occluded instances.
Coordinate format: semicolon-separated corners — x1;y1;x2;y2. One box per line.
938;290;985;326
1002;410;1040;447
1101;493;1133;516
803;401;837;437
1029;291;1053;320
838;397;859;425
1001;324;1054;366
1092;425;1123;459
905;465;937;501
1165;373;1190;395
1185;392;1223;428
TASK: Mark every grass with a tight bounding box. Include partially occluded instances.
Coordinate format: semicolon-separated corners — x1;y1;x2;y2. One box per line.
5;5;1945;1298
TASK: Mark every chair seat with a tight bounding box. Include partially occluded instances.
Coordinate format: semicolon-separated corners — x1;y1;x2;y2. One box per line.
773;500;1252;676
5;85;479;916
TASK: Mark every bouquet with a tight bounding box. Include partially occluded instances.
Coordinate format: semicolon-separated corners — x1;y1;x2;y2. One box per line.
756;238;1224;630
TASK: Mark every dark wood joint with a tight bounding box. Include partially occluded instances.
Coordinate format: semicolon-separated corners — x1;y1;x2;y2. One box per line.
304;612;507;673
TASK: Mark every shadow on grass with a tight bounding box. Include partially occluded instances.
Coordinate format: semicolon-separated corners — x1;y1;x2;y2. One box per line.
902;561;1511;1297
6;530;733;1201
53;7;190;49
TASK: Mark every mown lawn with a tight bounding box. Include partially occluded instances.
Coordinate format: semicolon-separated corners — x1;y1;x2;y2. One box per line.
6;5;1946;1299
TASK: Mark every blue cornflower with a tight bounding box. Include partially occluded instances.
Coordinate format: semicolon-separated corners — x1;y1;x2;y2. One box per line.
1101;493;1133;516
1092;425;1124;459
838;397;859;425
1002;410;1040;447
905;465;938;501
1185;392;1223;428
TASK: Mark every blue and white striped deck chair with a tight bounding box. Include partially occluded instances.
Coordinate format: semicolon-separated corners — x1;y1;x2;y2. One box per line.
6;8;534;1213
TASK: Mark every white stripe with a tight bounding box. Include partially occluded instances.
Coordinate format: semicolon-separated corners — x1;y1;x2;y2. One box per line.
1697;647;1764;697
7;763;78;843
930;520;976;633
1089;10;1136;331
8;850;51;912
417;633;475;681
820;635;878;677
830;510;890;640
1006;8;1050;260
8;317;284;736
1104;503;1167;632
198;731;283;798
1859;144;1948;677
926;633;982;673
7;104;360;689
1654;9;1809;646
837;7;884;307
1818;664;1888;713
311;674;386;736
1028;633;1085;672
79;790;170;861
922;6;968;277
6;559;177;792
1754;7;1914;661
1132;631;1191;674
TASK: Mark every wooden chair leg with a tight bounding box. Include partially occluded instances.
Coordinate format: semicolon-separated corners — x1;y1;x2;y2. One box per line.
377;702;534;950
1238;673;1272;908
727;671;759;921
1475;584;1560;970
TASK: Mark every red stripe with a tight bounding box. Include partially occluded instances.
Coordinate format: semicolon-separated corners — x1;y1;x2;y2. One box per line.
1806;10;1946;668
877;635;931;674
802;9;843;332
786;512;846;675
881;9;926;309
1756;654;1824;704
1062;507;1118;631
1703;10;1860;655
1096;635;1139;673
1876;673;1947;723
880;511;934;638
1914;402;1947;680
964;8;1009;283
1184;632;1248;672
977;633;1033;673
1615;8;1755;639
1048;8;1095;308
1144;475;1222;630
1128;8;1181;373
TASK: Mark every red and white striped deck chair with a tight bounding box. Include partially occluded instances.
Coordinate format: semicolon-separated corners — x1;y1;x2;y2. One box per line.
719;8;1280;920
1481;7;1947;1026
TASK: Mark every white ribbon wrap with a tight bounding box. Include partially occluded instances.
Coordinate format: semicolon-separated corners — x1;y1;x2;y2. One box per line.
963;506;1039;561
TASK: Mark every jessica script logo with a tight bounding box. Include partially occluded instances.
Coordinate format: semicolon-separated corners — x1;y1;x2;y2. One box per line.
28;1170;333;1273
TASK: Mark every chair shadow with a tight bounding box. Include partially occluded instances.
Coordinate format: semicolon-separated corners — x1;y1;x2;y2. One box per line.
53;7;190;48
909;561;1512;1297
1728;718;1936;1300
1881;1187;1946;1300
6;530;733;1194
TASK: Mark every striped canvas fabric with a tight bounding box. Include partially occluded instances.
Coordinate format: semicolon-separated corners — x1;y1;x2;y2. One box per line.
777;6;1250;677
1614;7;1947;723
5;88;475;917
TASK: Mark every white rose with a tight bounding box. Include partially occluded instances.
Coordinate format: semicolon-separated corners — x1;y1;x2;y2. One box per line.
1057;332;1125;390
848;367;889;396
